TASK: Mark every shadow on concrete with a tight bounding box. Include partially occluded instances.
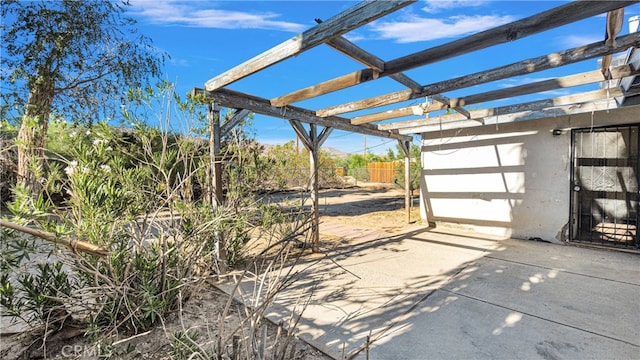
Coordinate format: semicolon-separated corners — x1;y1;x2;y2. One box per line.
221;224;640;359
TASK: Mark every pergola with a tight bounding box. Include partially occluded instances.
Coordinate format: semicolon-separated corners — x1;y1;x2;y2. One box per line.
193;0;640;250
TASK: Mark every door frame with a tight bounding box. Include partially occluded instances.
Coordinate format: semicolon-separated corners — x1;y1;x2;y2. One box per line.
569;124;640;249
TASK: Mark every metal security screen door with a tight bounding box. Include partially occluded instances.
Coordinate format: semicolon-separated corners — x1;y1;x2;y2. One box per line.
571;125;640;249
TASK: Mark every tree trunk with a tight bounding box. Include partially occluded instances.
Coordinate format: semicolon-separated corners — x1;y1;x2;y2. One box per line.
16;76;54;193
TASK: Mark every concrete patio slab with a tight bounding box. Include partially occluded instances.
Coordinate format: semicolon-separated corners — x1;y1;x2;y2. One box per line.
219;223;640;359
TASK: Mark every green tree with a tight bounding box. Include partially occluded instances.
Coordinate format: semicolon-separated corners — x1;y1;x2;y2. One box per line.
337;152;384;182
388;142;421;190
1;0;164;192
387;142;421;161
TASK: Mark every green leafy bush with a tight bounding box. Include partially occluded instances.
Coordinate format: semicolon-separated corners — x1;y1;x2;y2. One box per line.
0;83;259;351
0;81;320;359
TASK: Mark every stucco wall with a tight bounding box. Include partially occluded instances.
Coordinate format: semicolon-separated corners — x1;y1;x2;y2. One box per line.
420;105;640;243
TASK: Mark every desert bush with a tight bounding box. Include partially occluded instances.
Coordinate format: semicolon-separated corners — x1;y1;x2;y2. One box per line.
337;154;371;182
0;120;18;205
263;140;343;190
0;83;269;355
389;142;421;191
1;120;210;338
1;80;326;359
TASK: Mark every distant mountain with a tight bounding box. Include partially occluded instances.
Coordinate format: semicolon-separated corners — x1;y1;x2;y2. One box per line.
322;147;349;158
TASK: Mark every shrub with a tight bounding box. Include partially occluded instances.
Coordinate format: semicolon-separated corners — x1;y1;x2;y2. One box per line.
0;120;18;205
1;82;322;358
0;84;261;354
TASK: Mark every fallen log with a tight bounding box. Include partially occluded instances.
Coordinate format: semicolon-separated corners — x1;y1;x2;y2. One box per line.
0;219;109;257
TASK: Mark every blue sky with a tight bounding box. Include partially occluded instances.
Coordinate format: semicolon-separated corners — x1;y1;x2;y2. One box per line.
127;0;640;154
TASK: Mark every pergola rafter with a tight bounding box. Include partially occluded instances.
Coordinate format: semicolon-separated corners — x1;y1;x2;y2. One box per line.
352;64;640;126
310;18;470;119
317;32;640;117
192;87;411;142
271;1;636;108
380;88;624;132
396;99;619;135
195;0;640;253
204;0;414;91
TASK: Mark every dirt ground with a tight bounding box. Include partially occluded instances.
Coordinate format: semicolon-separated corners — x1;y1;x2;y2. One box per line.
0;185;420;359
263;185;422;232
316;186;422;232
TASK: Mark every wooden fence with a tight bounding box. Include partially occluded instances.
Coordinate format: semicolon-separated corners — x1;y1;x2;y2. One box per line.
367;162;398;183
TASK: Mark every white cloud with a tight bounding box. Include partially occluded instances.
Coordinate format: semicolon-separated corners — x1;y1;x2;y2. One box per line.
370;14;515;43
130;0;305;32
422;0;490;14
498;77;555;88
539;89;573;97
343;32;367;43
558;34;603;49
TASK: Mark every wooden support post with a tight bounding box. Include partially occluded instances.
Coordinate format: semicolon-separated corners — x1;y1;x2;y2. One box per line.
207;105;215;205
220;108;251;137
288;120;332;252
209;103;226;273
309;124;320;252
209;104;223;207
399;140;411;224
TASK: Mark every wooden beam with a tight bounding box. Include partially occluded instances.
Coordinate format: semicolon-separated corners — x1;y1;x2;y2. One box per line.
323;33;385;72
389;73;421;91
193;87;412;142
419;33;639;97
319;89;418;117
430;94;471;119
317;126;333;148
318;32;640;117
221;109;251;137
382;88;623;132
318;16;426;93
351;102;447;125
385;1;636;74
204;0;414;91
448;64;639;108
484;88;624;118
289;120;313;150
398;99;619;134
312;17;470;120
273;1;637;107
351;105;427;125
354;64;638;125
271;69;379;107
